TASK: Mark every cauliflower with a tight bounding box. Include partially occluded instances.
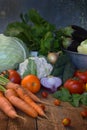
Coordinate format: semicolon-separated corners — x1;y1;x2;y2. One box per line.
18;56;53;79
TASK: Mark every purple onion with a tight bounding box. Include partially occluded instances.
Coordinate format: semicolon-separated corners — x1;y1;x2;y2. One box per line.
40;76;62;92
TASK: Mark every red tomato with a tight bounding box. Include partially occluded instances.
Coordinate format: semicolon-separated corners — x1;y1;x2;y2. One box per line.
74;70;87;83
21;74;41;94
8;69;21;84
64;78;85;94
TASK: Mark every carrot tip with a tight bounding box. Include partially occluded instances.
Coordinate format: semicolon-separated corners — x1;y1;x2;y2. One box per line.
16;114;26;121
37;116;58;126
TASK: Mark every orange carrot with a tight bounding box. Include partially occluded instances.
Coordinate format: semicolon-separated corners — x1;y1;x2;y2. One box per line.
4;89;38;118
6;82;39;102
6;82;47;118
6;82;40;102
6;82;51;105
0;91;20;119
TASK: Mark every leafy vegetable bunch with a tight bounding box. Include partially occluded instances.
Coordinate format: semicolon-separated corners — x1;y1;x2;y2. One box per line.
4;9;62;56
53;88;87;107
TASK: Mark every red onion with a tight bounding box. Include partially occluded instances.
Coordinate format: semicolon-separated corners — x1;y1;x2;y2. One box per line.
40;76;62;92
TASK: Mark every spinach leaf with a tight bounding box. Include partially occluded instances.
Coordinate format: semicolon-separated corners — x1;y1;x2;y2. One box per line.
53;88;72;102
70;94;82;107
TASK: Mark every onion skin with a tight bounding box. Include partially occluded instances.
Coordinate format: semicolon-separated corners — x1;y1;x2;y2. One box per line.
47;51;62;64
40;76;62;92
47;52;58;64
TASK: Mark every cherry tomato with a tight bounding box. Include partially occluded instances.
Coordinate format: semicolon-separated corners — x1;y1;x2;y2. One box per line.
81;110;87;118
62;118;71;126
8;69;21;84
41;91;48;98
64;78;85;94
53;99;61;106
74;70;87;83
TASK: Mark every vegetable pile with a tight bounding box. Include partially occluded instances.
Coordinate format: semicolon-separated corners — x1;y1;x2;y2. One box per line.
1;9;87;123
0;75;51;119
53;70;87;107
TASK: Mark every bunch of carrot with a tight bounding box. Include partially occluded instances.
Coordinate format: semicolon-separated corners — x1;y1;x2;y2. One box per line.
0;75;49;119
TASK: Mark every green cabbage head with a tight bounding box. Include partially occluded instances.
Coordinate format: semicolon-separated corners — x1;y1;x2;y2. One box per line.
0;34;29;72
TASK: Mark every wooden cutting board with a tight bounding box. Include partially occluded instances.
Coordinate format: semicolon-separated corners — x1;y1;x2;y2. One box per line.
0;92;87;130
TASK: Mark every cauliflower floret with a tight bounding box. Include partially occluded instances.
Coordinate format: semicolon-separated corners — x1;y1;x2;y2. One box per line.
18;59;28;76
34;57;53;78
18;56;53;79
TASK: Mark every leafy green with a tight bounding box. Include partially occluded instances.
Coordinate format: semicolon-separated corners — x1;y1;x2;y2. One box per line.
51;54;76;83
62;62;76;83
80;93;87;105
0;34;29;72
53;88;87;107
53;88;72;102
70;94;82;107
4;9;62;56
39;32;54;55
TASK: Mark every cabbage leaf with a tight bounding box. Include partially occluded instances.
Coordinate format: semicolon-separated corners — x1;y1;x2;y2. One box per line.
0;34;29;72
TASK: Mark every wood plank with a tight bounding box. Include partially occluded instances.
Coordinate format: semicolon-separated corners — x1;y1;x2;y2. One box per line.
0;91;87;130
0;109;36;130
7;109;36;130
0;111;8;130
37;94;87;130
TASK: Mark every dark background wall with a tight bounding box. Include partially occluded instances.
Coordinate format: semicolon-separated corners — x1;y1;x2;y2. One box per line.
0;0;87;33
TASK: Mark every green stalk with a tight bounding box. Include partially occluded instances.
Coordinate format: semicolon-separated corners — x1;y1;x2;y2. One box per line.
0;85;6;93
0;75;9;86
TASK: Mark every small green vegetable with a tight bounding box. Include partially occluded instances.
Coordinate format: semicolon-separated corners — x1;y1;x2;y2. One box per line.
77;39;87;54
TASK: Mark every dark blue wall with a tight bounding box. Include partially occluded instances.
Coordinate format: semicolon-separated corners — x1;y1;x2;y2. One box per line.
0;0;87;32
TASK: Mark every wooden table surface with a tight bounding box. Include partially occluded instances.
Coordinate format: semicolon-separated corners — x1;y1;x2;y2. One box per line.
0;91;87;130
